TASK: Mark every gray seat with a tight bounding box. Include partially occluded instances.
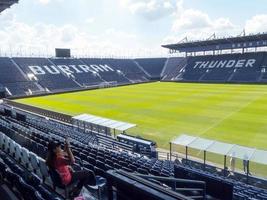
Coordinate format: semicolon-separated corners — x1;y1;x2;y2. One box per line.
38;158;53;187
21;147;29;164
0;133;4;149
39;158;49;178
29;152;43;178
21;147;30;168
9;141;16;157
15;144;22;162
29;152;39;171
4;137;10;153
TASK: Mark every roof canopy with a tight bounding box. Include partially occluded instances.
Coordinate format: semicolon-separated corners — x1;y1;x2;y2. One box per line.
171;134;267;165
0;0;18;13
72;114;136;132
162;33;267;53
117;134;152;146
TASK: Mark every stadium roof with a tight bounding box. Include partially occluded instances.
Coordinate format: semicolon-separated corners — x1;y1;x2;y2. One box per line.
72;113;136;132
0;0;18;13
162;33;267;53
171;134;267;165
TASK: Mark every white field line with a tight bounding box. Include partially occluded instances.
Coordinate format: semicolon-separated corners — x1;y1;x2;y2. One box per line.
198;93;266;137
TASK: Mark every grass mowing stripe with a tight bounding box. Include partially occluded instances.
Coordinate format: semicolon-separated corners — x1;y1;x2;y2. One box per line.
16;82;267;177
16;82;267;151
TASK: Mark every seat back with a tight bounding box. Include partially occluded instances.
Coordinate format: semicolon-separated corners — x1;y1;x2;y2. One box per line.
0;133;4;149
21;147;30;167
14;143;21;162
0;161;7;178
29;152;39;170
18;177;38;200
9;141;16;156
4;137;10;153
39;159;49;177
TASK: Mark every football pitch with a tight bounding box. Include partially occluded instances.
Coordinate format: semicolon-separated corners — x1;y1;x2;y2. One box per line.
16;82;267;151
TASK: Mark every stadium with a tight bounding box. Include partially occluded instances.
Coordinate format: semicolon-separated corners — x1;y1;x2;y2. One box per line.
0;0;267;200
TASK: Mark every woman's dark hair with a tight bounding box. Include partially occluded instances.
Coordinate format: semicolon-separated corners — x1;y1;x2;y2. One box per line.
46;141;61;169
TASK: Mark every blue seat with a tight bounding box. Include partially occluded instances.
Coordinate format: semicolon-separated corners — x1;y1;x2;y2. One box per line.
4;137;10;153
122;167;133;173
2;156;15;168
128;164;137;172
96;156;105;163
39;158;50;180
18;177;39;200
21;147;30;169
5;169;19;187
14;144;22;162
105;159;114;167
150;169;161;176
9;140;16;157
0;133;4;149
96;160;106;171
160;171;171;177
34;191;46;200
87;175;106;200
94;166;106;177
37;144;47;159
114;163;121;169
0;161;7;179
38;185;61;200
137;168;149;175
79;152;87;161
24;171;42;187
29;152;40;173
9;163;24;175
87;156;96;166
83;162;95;172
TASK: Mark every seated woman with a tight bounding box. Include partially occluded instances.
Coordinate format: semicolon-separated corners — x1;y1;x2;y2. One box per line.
46;138;96;195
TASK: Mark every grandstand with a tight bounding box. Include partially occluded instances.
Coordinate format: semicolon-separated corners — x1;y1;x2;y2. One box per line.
134;58;167;80
161;33;267;83
1;0;267;199
0;33;266;97
0;33;266;200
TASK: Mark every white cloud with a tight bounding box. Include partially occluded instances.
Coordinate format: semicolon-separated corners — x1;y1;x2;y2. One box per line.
172;8;235;33
37;0;64;5
119;0;177;20
213;18;235;30
164;2;237;44
85;17;95;24
37;0;51;5
0;10;165;57
105;28;136;39
164;3;267;46
245;15;267;34
172;9;211;31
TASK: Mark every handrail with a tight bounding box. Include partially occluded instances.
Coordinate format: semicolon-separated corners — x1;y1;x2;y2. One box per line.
109;169;195;200
136;173;206;199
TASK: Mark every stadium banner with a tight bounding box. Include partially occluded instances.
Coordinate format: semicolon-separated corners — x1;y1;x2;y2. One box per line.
28;64;114;75
193;59;256;69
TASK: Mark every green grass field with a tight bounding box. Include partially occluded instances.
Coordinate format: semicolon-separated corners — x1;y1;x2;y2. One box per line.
16;82;267;151
15;81;267;177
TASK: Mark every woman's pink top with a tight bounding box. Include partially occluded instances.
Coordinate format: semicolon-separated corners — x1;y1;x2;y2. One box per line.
54;156;72;185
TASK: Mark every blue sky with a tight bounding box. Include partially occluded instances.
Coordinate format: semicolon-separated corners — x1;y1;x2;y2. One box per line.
0;0;266;57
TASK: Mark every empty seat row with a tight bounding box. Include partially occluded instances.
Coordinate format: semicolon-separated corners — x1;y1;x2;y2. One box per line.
0;132;61;200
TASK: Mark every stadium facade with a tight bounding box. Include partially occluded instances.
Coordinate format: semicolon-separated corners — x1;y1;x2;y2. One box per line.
0;33;267;98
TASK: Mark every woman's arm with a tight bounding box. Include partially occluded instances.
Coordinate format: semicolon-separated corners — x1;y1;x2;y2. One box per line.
64;138;75;164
